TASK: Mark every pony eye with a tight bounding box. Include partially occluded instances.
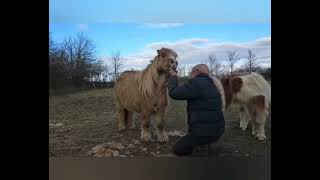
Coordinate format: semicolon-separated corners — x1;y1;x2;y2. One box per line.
171;59;174;64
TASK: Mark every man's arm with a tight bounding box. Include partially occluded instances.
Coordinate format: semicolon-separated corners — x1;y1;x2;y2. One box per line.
167;75;200;100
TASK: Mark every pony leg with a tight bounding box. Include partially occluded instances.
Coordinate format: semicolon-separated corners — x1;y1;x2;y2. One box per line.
252;108;268;140
239;106;250;131
255;112;268;141
239;106;245;130
155;109;169;143
251;120;257;136
117;108;127;131
126;111;135;129
248;95;268;140
243;106;250;130
140;113;151;142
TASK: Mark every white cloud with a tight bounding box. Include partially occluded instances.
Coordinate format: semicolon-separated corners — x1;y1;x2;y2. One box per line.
102;37;271;72
146;38;210;49
76;24;89;31
140;23;184;29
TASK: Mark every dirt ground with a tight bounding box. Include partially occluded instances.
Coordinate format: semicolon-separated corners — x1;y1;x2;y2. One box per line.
49;88;271;158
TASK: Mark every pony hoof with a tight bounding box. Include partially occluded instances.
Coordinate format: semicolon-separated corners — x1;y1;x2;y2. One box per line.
256;134;266;141
140;134;151;142
158;133;169;143
140;136;151;142
118;126;126;131
127;124;136;130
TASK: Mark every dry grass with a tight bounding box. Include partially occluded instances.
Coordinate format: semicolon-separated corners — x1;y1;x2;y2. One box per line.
49;88;271;158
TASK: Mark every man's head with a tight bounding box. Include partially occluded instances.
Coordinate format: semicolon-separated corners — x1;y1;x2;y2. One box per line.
189;64;209;78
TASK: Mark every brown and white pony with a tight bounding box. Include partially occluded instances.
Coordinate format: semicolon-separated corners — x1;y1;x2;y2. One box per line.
221;73;271;140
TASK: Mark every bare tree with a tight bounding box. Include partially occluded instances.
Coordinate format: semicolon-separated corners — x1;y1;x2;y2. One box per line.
49;32;55;57
110;50;124;81
177;65;186;77
101;63;109;82
50;32;117;92
245;49;258;73
182;65;186;77
62;36;75;79
187;66;194;77
225;50;240;75
207;54;223;76
207;54;214;74
91;60;104;82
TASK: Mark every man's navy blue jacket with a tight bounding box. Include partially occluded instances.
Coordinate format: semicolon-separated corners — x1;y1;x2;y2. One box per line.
168;73;225;137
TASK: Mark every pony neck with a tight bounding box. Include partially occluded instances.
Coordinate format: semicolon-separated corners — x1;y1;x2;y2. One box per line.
138;59;162;98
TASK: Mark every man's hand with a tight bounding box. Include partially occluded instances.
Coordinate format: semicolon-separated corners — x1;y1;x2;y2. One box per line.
169;68;178;76
169;69;178;76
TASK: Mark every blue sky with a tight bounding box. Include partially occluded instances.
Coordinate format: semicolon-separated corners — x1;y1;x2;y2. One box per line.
49;0;271;70
50;0;270;24
50;23;270;56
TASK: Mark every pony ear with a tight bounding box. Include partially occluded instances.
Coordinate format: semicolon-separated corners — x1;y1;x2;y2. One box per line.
161;51;166;58
173;51;178;58
157;49;167;58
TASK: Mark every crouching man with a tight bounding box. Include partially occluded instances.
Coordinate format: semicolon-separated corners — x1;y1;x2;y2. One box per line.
168;64;225;156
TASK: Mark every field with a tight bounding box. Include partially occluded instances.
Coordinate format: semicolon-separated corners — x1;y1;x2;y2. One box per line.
49;88;271;158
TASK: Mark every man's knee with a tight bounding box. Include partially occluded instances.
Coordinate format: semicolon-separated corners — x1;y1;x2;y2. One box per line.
173;143;193;156
173;135;195;156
